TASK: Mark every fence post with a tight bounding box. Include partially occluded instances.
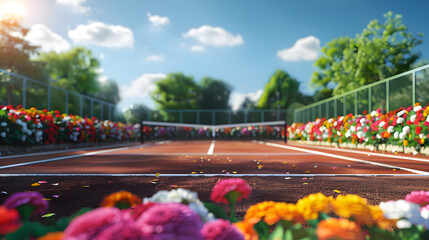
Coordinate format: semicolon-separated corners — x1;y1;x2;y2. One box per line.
368;88;372;112
412;71;416;105
47;85;51;110
100;102;103;120
334;98;337;118
244;111;248;123
22;78;27;108
354;92;358;115
261;111;264;122
90;98;94;117
65;90;69;114
79;95;83;117
343;96;346;115
180;110;183;123
386;81;390;113
196;110;200;124
212;110;215;125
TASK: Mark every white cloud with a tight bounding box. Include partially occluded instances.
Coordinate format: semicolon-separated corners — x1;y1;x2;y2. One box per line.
183;25;244;47
99;54;105;59
25;24;70;53
56;0;90;14
190;45;205;52
229;90;263;111
120;73;166;100
145;54;164;62
277;36;321;61
68;21;134;48
147;13;170;29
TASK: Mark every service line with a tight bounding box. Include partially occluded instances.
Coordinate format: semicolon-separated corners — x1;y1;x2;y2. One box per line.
207;140;215;155
261;142;429;175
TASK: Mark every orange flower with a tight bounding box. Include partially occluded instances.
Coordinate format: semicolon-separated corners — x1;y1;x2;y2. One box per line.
37;232;64;240
264;202;303;225
101;191;141;209
244;201;277;224
234;220;259;240
316;218;364;240
369;205;396;230
403;140;409;146
0;206;21;235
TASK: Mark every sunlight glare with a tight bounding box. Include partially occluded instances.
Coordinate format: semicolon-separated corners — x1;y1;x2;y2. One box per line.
0;1;25;20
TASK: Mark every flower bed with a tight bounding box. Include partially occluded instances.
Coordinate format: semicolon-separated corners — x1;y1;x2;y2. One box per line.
288;103;429;154
1;178;428;239
0;105;140;146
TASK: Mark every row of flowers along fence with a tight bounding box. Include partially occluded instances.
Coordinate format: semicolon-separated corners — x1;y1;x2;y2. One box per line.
294;64;429;123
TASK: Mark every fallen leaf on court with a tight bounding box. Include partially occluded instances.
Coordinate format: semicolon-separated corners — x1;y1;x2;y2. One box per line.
292;165;296;167
285;177;291;180
393;169;396;171
283;162;288;164
1;191;7;194
207;159;211;161
31;183;40;187
38;181;47;184
51;183;58;186
191;172;197;174
43;198;51;201
229;159;232;162
200;171;204;173
155;173;160;177
333;167;337;170
222;170;226;172
226;172;230;174
302;178;307;180
170;185;178;188
286;172;290;174
152;179;159;182
193;160;197;163
304;171;310;173
258;165;263;169
314;165;317;168
82;185;89;188
42;213;55;218
303;183;308;185
52;195;59;198
348;165;351;167
232;171;237;174
333;190;341;193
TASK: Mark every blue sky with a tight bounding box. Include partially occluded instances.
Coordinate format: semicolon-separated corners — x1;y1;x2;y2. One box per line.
2;0;429;111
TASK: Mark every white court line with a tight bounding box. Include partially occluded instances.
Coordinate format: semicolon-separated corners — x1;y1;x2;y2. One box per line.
0;173;428;177
207;140;215;155
0;141;171;170
289;143;429;163
95;152;314;156
260;142;429;175
0;142;140;159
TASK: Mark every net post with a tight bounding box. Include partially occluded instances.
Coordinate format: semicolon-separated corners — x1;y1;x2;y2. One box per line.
141;121;144;144
284;112;288;144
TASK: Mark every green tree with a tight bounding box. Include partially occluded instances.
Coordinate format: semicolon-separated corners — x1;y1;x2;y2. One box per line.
258;70;302;109
199;77;232;109
312;12;423;95
151;73;200;109
37;47;101;95
313;88;333;102
123;104;150;124
93;79;121;104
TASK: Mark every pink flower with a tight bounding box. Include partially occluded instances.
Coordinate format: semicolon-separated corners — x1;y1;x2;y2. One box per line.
63;207;146;240
4;192;48;215
201;219;244;240
0;206;21;235
211;179;251;204
137;203;203;240
405;191;429;206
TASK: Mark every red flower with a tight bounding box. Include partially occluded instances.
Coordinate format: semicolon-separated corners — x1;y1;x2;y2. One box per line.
0;206;21;234
416;126;423;135
211;179;251;204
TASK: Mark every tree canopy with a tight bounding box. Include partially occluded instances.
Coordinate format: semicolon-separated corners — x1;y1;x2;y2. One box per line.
37;47;101;95
93;78;121;104
123;104;150;124
258;69;303;109
199;77;232;109
151;73;200;109
311;12;423;95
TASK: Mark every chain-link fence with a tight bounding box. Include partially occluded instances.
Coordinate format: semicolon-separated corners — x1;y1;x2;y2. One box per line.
294;64;429;123
0;68;116;120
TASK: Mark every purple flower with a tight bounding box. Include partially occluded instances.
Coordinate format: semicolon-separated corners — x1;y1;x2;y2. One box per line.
3;192;48;215
405;191;429;206
63;207;147;240
137;203;203;240
201;219;244;240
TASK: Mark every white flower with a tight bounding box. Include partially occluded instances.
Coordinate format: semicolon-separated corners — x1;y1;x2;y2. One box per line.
0;132;5;138
399;132;405;140
333;122;337;127
410;115;416;122
380;200;428;229
360;118;366;124
328;118;334;123
403;126;410;134
397;110;406;117
0;122;6;127
345;130;351;138
379;121;386;128
357;131;364;139
371;111;377;117
350;126;356;132
426;115;429;122
145;188;214;222
397;117;404;124
414;105;422;112
1;107;7;111
419;134;425;139
376;134;381;139
387;126;394;133
394;132;399;139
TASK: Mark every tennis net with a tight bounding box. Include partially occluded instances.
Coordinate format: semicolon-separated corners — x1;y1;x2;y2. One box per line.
141;121;287;143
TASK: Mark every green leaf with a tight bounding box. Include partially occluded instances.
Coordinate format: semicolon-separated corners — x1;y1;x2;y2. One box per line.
253;220;270;240
16;204;36;222
6;221;55;240
203;202;227;220
268;223;285;240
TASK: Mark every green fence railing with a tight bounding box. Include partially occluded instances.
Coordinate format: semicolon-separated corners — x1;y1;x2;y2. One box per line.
0;68;116;120
294;64;429;123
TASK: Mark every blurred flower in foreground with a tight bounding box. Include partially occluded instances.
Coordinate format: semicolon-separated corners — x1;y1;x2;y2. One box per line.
234;220;259;240
296;193;331;220
201;219;244;240
380;200;429;229
405;191;429;206
4;192;48;220
332;194;373;226
316;218;364;240
37;232;64;240
0;206;21;234
101;191;141;209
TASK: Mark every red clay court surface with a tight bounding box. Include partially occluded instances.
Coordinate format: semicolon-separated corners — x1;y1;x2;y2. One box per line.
0;140;428;219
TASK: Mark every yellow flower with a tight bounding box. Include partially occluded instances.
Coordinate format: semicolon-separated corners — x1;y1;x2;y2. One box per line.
264;202;303;225
101;191;141;209
403;140;409;146
234;220;259;240
37;232;64;240
316;218;364;240
332;194;373;226
369;205;397;229
296;193;332;220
